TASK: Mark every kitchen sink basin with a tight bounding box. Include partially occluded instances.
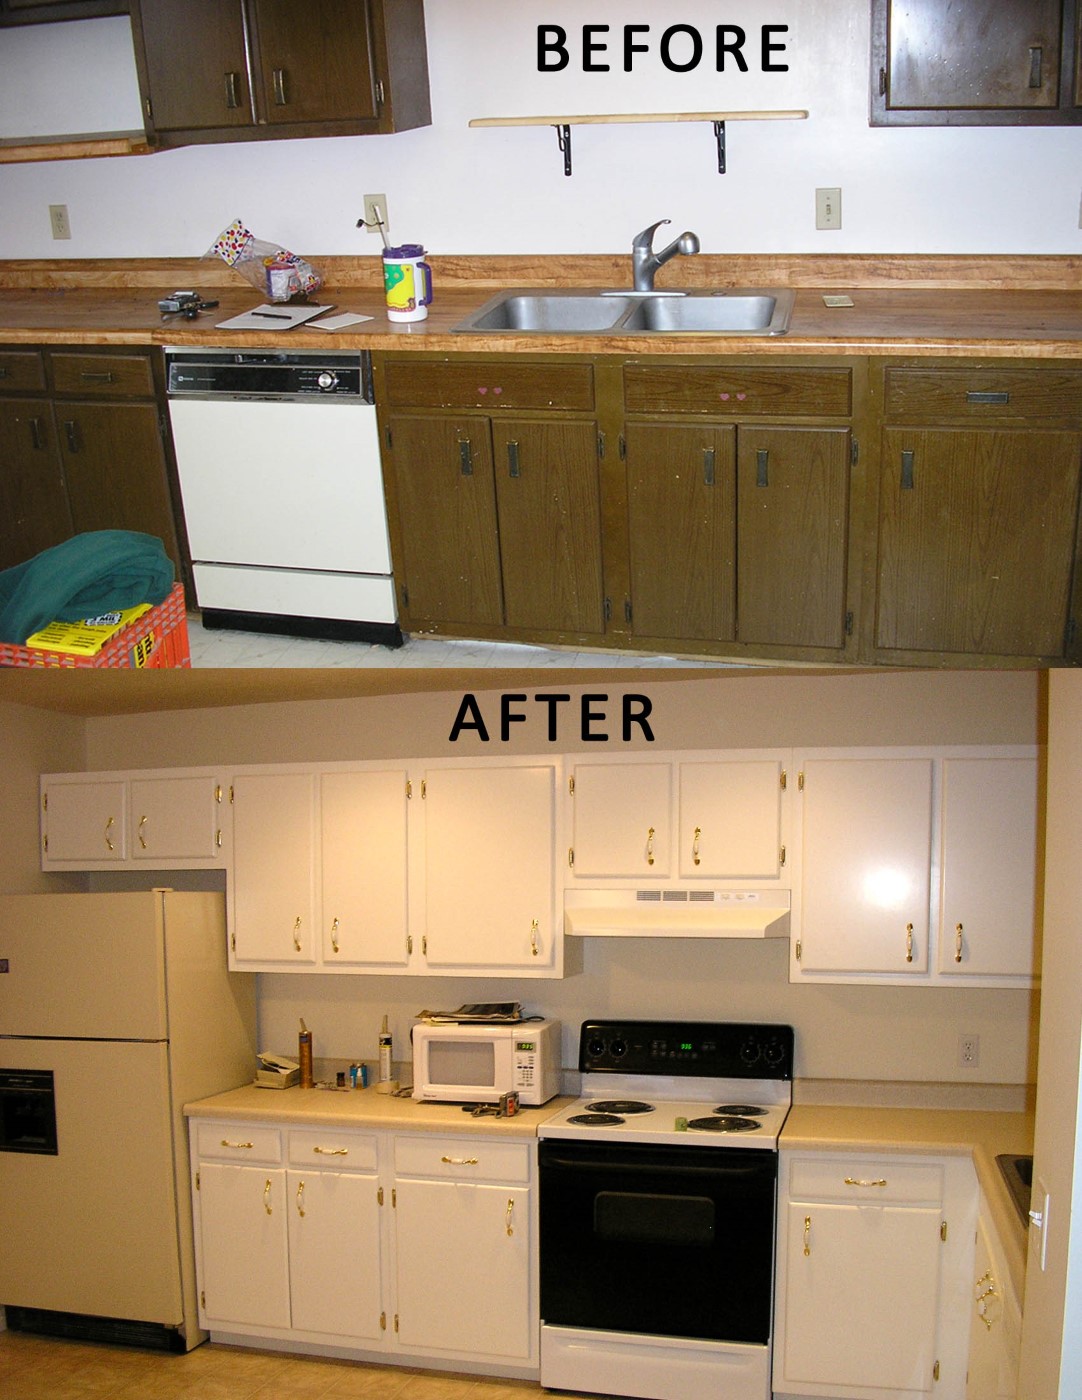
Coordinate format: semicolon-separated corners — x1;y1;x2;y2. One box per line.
996;1153;1033;1227
452;288;795;336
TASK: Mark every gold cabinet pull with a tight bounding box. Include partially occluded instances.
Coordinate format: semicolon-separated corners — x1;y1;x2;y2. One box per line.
263;1179;273;1215
313;1146;348;1156
955;922;964;963
441;1155;479;1166
975;1269;1000;1329
803;1215;811;1256
293;916;302;952
104;815;115;852
296;1180;305;1217
646;826;655;866
506;1197;515;1237
220;1139;253;1150
693;825;702;866
530;918;541;957
844;1177;888;1188
330;917;340;954
137;814;148;849
905;922;914;963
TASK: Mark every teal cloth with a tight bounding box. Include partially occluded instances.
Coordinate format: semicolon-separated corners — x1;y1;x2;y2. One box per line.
0;531;175;644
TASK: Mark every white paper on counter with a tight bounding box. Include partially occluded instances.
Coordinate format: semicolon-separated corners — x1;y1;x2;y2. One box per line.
215;303;335;330
303;312;376;331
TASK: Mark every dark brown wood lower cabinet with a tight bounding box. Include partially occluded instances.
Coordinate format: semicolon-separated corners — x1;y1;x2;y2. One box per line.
876;427;1082;656
0;398;73;569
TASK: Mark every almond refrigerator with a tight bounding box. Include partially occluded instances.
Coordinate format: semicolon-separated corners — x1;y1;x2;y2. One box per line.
0;891;255;1350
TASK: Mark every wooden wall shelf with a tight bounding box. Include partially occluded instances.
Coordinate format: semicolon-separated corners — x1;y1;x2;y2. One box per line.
469;110;809;175
0;132;153;164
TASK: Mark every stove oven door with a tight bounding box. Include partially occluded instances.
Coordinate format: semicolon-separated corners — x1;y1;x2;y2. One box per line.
539;1139;777;1344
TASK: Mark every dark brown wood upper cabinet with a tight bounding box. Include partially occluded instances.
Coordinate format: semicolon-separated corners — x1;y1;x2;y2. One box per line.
0;1;126;24
871;0;1082;125
130;0;430;146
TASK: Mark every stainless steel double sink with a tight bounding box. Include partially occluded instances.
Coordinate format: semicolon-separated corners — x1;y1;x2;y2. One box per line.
451;288;795;336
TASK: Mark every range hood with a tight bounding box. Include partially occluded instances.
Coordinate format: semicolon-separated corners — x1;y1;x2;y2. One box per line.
564;888;791;939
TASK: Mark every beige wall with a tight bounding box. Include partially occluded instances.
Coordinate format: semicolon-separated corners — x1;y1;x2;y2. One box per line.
0;701;86;895
71;669;1043;1091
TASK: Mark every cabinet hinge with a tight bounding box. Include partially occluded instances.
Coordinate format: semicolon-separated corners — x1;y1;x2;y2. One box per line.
780;770;787;791
568;847;574;868
618;434;626;460
402;585;410;610
394;1313;400;1333
845;610;854;637
42;791;48;812
215;784;223;804
597;431;605;459
797;771;805;791
422;936;428;956
201;1289;205;1309
933;1360;940;1381
795;939;802;961
230;930;236;952
42;833;48;854
940;1220;948;1241
195;1171;200;1191
392;1187;397;1208
850;436;858;466
420;779;427;799
378;1185;384;1206
406;778;412;799
780;845;786;867
624;598;633;625
145;96;153;121
229;785;235;804
1068;616;1077;648
878;66;887;97
385;425;393;450
380;1310;387;1331
407;934;413;955
604;596;612;622
375;79;386;108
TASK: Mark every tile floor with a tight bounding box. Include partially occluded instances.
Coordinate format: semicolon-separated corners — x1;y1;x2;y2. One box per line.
0;1330;612;1400
186;615;728;670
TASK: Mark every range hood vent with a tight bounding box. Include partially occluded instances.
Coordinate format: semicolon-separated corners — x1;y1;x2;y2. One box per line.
564;888;790;939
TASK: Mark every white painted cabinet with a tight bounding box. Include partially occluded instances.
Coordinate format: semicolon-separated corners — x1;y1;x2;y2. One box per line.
197;1162;292;1330
41;770;228;870
774;1150;977;1400
392;1135;536;1366
937;756;1039;983
230;771;318;966
566;751;789;884
966;1201;1021;1399
795;755;934;977
419;760;561;974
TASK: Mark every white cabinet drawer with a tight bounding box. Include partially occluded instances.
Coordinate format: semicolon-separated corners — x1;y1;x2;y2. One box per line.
195;1121;282;1164
287;1128;379;1171
394;1134;532;1183
788;1154;944;1206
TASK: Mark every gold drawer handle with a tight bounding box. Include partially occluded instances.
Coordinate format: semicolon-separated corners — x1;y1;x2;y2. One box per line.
441;1155;479;1166
220;1139;254;1150
313;1146;348;1156
844;1177;888;1188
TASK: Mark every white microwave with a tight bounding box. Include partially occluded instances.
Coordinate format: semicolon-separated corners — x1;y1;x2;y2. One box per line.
412;1019;561;1106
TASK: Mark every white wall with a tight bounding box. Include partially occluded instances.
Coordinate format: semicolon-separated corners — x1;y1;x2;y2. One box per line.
1;2;1080;259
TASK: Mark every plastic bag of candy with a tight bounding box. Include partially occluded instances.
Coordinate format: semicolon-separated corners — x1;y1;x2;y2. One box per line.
206;218;323;302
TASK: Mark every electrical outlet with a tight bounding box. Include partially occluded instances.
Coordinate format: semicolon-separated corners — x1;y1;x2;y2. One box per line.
815;187;841;231
49;204;71;240
959;1033;980;1068
362;194;389;238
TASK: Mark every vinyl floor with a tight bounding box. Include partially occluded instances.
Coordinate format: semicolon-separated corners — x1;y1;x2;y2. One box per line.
0;1329;615;1400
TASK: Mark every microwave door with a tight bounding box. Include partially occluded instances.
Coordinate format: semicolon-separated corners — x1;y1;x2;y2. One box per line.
426;1038;499;1099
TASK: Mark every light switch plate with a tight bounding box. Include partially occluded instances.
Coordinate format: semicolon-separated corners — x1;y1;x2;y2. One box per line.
816;187;842;231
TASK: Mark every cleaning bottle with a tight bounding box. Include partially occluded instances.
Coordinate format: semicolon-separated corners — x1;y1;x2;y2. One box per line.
377;1015;394;1092
298;1018;314;1089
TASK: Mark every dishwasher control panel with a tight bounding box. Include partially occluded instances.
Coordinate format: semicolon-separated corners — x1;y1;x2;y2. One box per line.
165;349;371;401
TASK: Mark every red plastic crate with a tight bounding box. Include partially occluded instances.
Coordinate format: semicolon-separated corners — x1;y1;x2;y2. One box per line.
0;583;191;669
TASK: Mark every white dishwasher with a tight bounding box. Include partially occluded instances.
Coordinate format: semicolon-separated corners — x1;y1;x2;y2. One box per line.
165;348;401;645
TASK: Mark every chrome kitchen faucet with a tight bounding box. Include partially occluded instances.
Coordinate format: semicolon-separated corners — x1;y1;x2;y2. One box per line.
631;219;701;291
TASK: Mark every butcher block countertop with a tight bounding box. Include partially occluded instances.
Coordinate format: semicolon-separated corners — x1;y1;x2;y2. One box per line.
783;1103;1034;1299
2;253;1082;358
184;1081;574;1141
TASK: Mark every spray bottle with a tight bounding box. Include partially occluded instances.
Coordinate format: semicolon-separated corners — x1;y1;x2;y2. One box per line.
377;1015;394;1093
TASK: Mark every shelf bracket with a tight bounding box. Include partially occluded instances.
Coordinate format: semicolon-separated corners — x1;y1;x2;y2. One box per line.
554;123;572;176
713;120;727;174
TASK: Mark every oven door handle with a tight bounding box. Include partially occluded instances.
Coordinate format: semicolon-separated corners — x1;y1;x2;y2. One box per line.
540;1153;771;1180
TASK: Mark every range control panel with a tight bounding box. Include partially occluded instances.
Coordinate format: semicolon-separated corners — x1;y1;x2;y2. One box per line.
578;1019;794;1081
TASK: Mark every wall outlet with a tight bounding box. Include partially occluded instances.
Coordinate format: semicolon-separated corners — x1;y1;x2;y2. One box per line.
959;1033;980;1068
49;204;71;240
362;194;389;238
815;187;842;231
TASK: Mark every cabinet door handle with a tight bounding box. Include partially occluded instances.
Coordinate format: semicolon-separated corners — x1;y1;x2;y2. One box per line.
756;447;769;487
225;71;242;109
844;1177;888;1188
330;916;340;953
646;826;655;866
506;1197;515;1237
79;370;115;384
29;416;46;450
104;815;115;852
296;1180;305;1216
803;1214;811;1256
63;419;80;453
1028;45;1043;89
530;917;541;957
693;825;702;866
702;446;715;486
507;440;521;477
905;922;914;962
955;922;964;963
441;1155;479;1166
272;68;288;105
293;916;303;952
966;390;1010;405
137;814;148;850
459;439;473;475
263;1179;273;1215
900;449;914;490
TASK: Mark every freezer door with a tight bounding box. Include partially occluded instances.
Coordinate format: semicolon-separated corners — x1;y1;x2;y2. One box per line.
0;1038;182;1324
0;893;167;1040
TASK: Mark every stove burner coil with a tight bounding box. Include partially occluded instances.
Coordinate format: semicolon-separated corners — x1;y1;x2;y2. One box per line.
685;1115;761;1133
714;1104;767;1117
584;1100;655;1115
567;1112;627;1126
